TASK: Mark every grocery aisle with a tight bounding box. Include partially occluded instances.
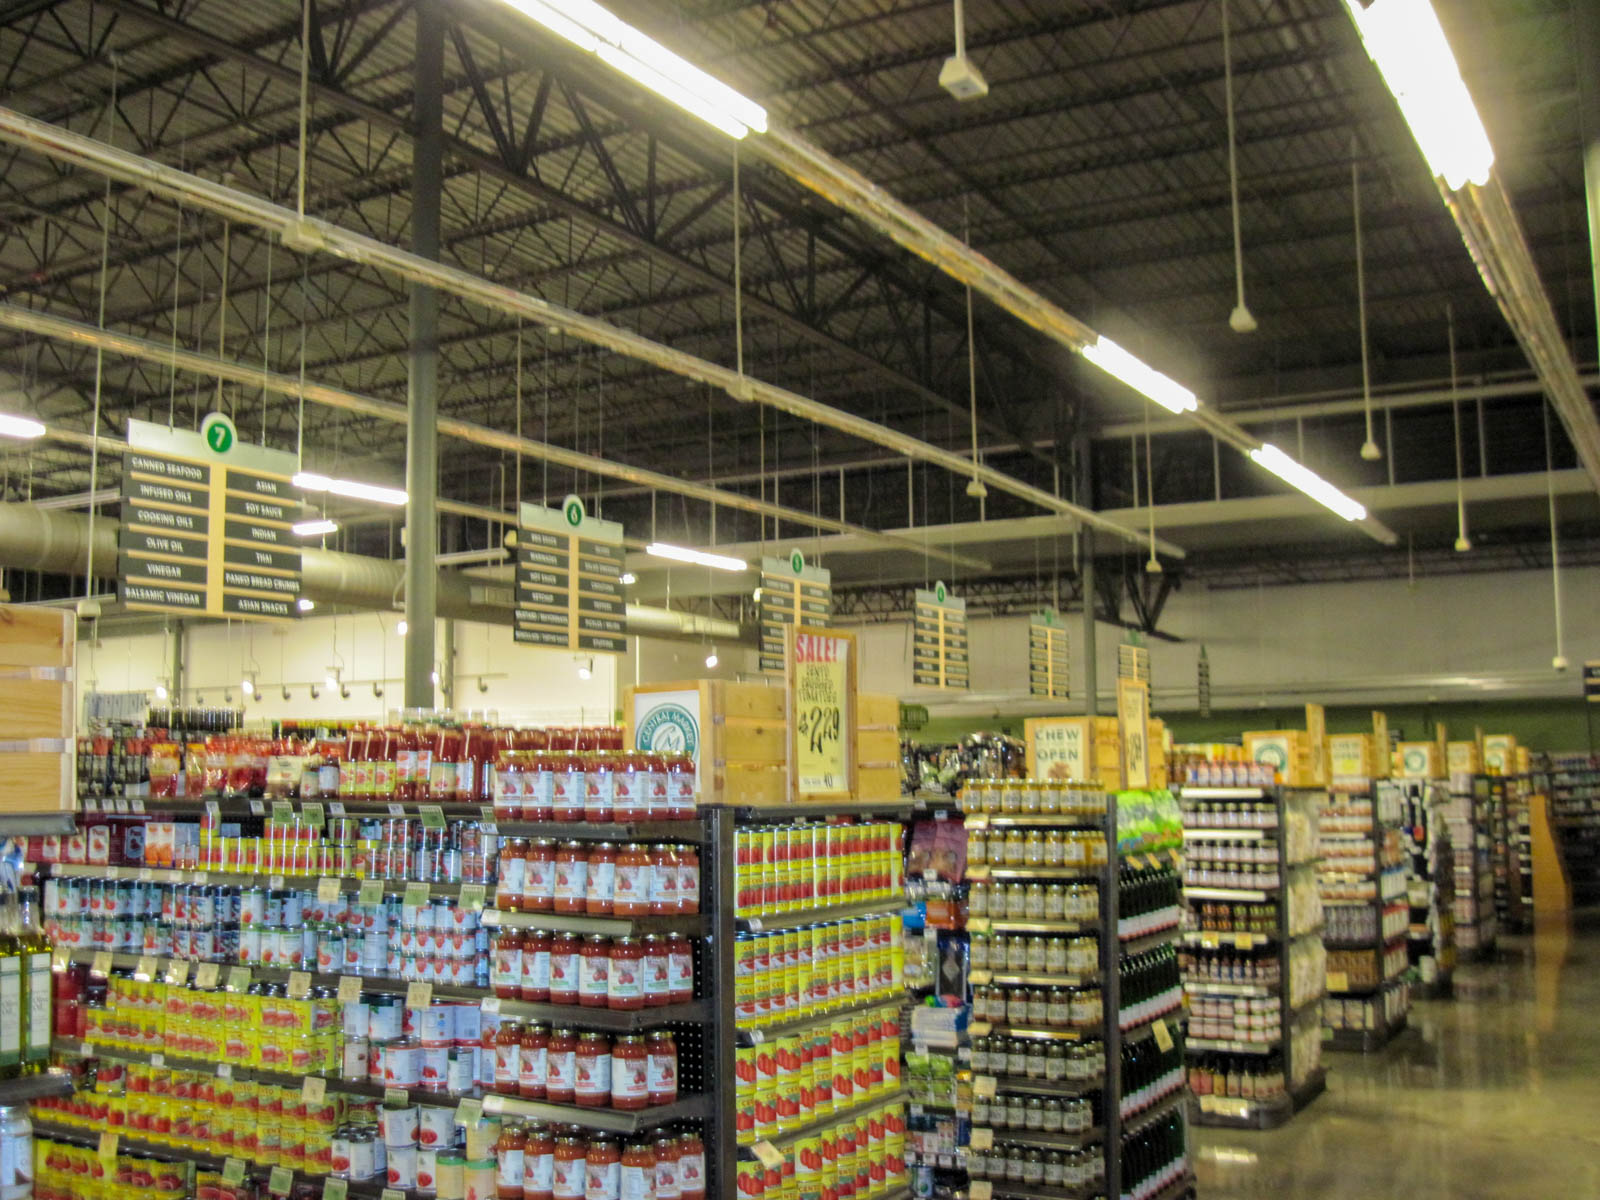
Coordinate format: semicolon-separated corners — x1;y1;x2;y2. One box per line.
1194;915;1600;1199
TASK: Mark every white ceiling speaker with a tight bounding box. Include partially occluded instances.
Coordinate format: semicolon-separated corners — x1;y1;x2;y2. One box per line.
940;0;989;101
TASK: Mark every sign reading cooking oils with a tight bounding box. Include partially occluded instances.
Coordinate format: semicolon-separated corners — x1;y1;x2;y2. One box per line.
787;626;856;799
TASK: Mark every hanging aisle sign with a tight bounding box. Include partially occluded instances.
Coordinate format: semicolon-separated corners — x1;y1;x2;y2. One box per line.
515;495;626;653
1028;611;1070;699
119;417;303;622
1117;677;1151;790
912;581;969;689
1584;661;1600;703
759;550;831;675
1117;638;1151;684
787;625;856;799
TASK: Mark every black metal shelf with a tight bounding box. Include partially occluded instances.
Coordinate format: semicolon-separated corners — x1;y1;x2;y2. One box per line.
735;800;917;820
483;1090;710;1132
735;896;902;932
481;906;710;937
1120;1087;1190;1138
0;1069;73;1104
736;993;901;1046
979;1072;1104;1099
1117;925;1182;956
975;1123;1103;1151
736;1089;905;1159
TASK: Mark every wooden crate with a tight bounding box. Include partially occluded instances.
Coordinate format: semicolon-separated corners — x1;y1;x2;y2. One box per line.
625;679;788;807
0;604;74;813
1396;741;1445;779
1244;730;1318;787
857;692;900;730
1446;741;1482;776
1329;734;1377;780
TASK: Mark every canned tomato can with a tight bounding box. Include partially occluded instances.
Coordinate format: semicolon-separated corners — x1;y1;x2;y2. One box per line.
419;1044;449;1091
415;1005;451;1046
381;1039;422;1090
342;1036;371;1081
240;887;266;927
318;931;345;974
331;1126;356;1178
388;1144;420;1190
417;1104;455;1148
379;1102;420;1147
446;1048;476;1095
369;996;404;1042
342;994;370;1039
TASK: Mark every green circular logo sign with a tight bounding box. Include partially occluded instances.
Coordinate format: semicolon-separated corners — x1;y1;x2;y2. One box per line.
201;411;237;455
563;494;585;527
637;703;699;758
1254;743;1289;771
935;581;947;603
1403;748;1427;773
789;549;804;574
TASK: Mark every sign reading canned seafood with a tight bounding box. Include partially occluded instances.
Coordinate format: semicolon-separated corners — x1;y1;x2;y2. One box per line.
787;626;856;799
119;417;302;622
514;494;626;654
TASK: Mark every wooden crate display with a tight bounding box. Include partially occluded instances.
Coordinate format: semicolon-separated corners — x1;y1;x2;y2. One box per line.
1395;741;1446;780
1329;734;1377;780
1243;730;1318;787
0;604;74;813
856;691;902;802
625;679;788;807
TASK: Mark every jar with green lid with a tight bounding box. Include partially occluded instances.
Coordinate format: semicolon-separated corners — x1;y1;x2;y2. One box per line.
1006;933;1029;971
1026;988;1049;1025
968;881;990;917
1003;829;1026;864
1025;935;1048;974
968;1147;990;1179
1044;1151;1066;1187
969;1034;990;1073
1045;1043;1068;1082
1039;781;1061;814
1005;1094;1028;1129
1046;987;1071;1028
1023;1148;1046;1184
1001;779;1024;813
1024;883;1047;921
1004;1145;1026;1181
967;824;988;865
1044;884;1067;921
1005;883;1028;920
1006;1038;1028;1076
1043;830;1066;867
1025;1039;1047;1079
1044;936;1067;975
970;1094;991;1127
1041;1097;1064;1133
1006;988;1030;1025
969;930;991;970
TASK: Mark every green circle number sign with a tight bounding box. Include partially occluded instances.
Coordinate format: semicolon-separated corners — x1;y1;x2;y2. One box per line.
201;412;237;455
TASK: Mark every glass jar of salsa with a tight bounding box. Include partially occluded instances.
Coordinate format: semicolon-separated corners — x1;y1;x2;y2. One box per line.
519;928;551;1002
612;844;649;916
550;1133;586;1200
545;1028;577;1104
607;936;644;1011
574;1032;613;1108
677;1130;705;1200
492;929;523;1000
675;844;700;913
523;1124;555;1200
640;935;669;1009
525;747;555;822
666;933;694;1004
644;754;670;820
493;1019;523;1094
517;1022;548;1099
665;754;696;819
583;752;615;824
586;843;617;915
547;932;580;1006
648;845;679;915
552;842;588;914
646;1030;678;1106
578;934;611;1008
524;839;557;913
495;1121;526;1199
552;751;585;820
613;752;649;822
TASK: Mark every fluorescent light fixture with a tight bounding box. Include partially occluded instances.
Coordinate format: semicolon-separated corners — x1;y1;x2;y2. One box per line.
1080;337;1198;414
620;572;637;585
1249;442;1368;522
0;413;45;439
296;597;315;612
292;518;339;537
293;472;407;506
496;0;767;139
705;647;719;669
1345;0;1494;190
645;542;748;572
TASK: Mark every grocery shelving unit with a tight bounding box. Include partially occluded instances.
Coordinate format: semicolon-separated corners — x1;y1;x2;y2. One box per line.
1396;780;1457;998
37;797;730;1200
1318;781;1410;1052
1178;785;1325;1130
1545;755;1600;906
1443;774;1498;960
1480;775;1531;933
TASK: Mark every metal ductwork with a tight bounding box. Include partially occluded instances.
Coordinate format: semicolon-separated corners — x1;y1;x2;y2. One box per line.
0;504;740;642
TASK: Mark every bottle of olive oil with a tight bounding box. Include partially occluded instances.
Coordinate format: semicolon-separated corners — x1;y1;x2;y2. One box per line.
0;891;21;1079
18;887;51;1070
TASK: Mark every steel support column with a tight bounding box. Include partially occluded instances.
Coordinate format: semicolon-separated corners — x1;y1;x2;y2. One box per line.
1077;436;1099;716
405;0;443;711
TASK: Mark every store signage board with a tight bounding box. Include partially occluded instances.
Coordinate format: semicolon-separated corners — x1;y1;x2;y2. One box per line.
1025;717;1086;781
787;625;856;799
911;582;969;690
119;418;302;622
1372;710;1392;778
1118;677;1151;790
1030;614;1068;700
514;494;626;654
1027;611;1070;699
1584;661;1600;702
1117;639;1150;683
1305;703;1328;786
631;687;703;784
760;551;831;675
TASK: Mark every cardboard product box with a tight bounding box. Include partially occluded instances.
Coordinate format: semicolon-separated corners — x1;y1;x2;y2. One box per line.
1446;741;1482;777
1148;719;1170;789
0;604;74;813
1244;730;1317;787
626;679;788;806
1329;734;1376;781
1396;741;1445;779
1481;735;1517;775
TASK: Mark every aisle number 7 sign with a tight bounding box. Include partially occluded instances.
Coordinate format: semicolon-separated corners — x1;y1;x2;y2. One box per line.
786;625;857;801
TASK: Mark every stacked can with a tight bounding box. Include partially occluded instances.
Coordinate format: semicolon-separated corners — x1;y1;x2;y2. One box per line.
337;997;483;1097
36;1136;254;1199
733;822;901;919
735;1009;901;1145
87;975;340;1075
188;811;500;883
733;917;902;1030
734;1101;906;1200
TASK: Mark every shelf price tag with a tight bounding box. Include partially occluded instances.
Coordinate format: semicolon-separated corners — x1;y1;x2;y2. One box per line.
134;956;157;982
751;1142;785;1170
268;1167;294;1193
90;951;112;978
972;1075;997;1099
227;966;252;993
456;1098;483;1127
301;802;325;828
1151;1019;1174;1053
302;1076;327;1105
406;980;433;1009
328;802;346;817
357;879;385;905
204;800;220;823
382;1190;407;1200
403;882;431;908
338;976;364;1004
1236;933;1255;949
419;804;446;830
1327;971;1350;993
322;1181;348;1200
316;877;342;904
221;1157;248;1186
51;949;70;972
287;971;312;1000
970;1179;993;1199
458;884;487;911
217;1063;233;1079
270;800;294;825
150;1053;164;1068
384;1087;409;1107
249;800;266;816
268;876;286;891
480;997;500;1016
97;1132;118;1162
387;803;404;817
969;1128;994;1151
193;962;221;989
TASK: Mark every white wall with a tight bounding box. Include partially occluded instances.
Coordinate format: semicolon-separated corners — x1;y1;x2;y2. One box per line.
859;565;1600;710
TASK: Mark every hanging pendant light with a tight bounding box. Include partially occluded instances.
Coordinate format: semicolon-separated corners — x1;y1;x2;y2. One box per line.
1354;146;1382;461
1223;0;1256;334
1448;304;1471;552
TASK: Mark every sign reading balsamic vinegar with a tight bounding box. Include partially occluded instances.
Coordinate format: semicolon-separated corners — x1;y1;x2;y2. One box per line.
912;581;969;690
118;418;302;622
514;495;626;654
1028;610;1070;699
759;550;831;675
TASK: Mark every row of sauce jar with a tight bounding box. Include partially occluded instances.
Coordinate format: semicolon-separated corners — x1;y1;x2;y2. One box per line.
972;984;1104;1030
958;780;1110;819
492;930;696;1008
494;842;700;915
968;827;1105;868
968;882;1100;924
492;1126;706;1200
969;932;1099;976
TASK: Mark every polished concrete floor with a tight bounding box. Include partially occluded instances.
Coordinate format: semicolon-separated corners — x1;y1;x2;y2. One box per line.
1194;915;1600;1199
